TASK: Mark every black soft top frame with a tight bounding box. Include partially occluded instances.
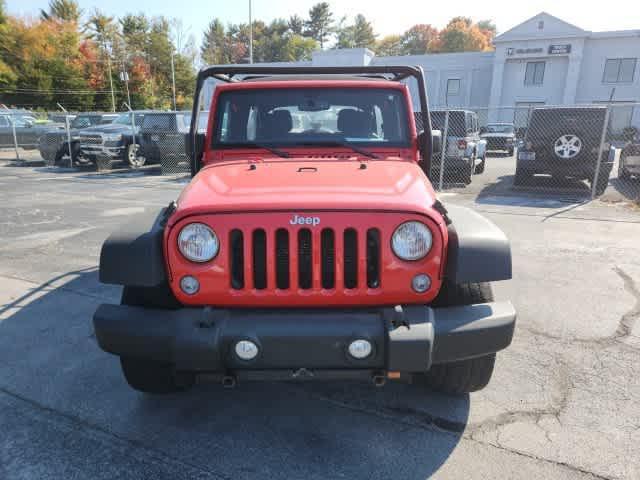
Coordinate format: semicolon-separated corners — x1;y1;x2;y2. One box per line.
188;65;433;176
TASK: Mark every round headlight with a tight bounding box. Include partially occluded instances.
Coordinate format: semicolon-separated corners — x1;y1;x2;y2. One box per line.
178;223;219;262
392;221;432;261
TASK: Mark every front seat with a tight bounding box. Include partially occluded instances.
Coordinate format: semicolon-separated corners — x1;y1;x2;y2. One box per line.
269;110;293;139
338;109;371;138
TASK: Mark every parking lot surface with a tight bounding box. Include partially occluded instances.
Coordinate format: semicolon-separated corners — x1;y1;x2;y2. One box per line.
1;163;639;479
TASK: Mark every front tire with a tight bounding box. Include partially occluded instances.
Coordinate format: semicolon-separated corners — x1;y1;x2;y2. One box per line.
475;156;486;174
413;282;497;394
118;285;193;394
127;143;146;168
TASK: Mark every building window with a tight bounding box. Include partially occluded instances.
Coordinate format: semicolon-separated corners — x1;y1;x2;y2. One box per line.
446;78;461;96
603;58;637;83
524;61;545;85
537;20;544;30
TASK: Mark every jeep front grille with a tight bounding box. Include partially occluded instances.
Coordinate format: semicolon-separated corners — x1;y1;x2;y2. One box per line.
229;227;381;291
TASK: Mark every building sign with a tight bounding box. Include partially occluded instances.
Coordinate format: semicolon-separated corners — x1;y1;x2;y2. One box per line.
506;47;544;56
548;44;572;54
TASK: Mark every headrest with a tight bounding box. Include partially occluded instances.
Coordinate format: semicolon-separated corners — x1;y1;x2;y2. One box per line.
337;109;370;137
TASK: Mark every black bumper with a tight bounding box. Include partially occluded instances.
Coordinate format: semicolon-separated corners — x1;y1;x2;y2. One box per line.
94;302;516;375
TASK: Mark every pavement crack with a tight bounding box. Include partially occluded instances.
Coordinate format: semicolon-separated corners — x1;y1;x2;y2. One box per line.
612;266;640;340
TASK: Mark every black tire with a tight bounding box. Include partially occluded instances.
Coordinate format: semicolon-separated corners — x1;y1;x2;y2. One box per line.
457;159;473;185
507;147;514;156
593;167;611;196
127;143;146;168
413;281;497;394
119;285;193;394
514;165;532;186
475;156;486;174
618;160;630;180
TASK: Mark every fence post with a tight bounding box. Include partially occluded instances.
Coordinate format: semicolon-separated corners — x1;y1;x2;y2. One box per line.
439;110;449;191
591;106;611;199
5;108;20;162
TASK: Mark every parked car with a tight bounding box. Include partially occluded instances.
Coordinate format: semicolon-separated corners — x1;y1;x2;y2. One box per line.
429;109;487;183
93;65;515;397
516;107;612;194
78;111;146;169
138;111;191;170
480;123;516;155
619;140;640;180
0;111;62;150
38;113;118;164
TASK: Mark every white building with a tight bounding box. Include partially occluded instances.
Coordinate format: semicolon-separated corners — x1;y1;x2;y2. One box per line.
205;12;640;130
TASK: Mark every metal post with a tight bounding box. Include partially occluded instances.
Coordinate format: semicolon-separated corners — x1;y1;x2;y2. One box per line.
438;110;449;191
122;59;132;109
4;107;20;161
57;104;73;168
170;51;177;111
124;102;137;168
106;49;116;113
248;0;253;64
591;106;611;199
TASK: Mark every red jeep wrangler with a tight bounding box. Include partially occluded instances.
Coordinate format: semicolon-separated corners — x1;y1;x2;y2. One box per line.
93;66;515;395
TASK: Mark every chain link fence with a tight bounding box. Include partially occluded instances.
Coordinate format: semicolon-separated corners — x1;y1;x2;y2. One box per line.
2;102;639;202
418;103;640;201
0;107;192;175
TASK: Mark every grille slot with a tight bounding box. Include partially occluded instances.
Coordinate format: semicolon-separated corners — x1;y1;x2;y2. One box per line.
228;224;381;292
275;229;290;289
298;229;313;289
343;228;358;289
252;229;267;290
321;229;335;289
366;229;381;288
230;230;244;289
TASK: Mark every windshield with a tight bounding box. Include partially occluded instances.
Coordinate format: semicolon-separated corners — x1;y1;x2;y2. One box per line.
113;113;145;125
213;88;410;148
485;124;514;133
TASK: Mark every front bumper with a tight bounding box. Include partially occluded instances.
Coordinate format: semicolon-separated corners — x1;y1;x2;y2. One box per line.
82;142;125;159
93;302;516;376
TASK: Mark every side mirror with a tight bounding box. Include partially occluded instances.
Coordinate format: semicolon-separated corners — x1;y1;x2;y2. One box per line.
479;126;487;134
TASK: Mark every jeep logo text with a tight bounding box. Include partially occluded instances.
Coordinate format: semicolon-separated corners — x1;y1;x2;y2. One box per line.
290;215;320;226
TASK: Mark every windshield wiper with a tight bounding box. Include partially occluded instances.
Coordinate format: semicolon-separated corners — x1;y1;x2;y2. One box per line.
242;143;290;158
300;141;379;159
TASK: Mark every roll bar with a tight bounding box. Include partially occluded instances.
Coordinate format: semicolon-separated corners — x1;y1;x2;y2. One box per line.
188;65;433;176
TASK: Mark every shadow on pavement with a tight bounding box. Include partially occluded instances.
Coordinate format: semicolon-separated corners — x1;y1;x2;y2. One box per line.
0;269;468;479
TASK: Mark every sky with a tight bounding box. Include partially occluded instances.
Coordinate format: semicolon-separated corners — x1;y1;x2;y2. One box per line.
8;0;640;46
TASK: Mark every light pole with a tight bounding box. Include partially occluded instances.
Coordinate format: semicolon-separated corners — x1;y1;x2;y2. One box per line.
120;59;131;109
249;0;253;64
170;51;177;111
105;42;116;112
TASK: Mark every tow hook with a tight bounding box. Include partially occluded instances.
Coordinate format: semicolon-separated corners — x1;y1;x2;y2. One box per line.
222;375;237;388
372;373;386;387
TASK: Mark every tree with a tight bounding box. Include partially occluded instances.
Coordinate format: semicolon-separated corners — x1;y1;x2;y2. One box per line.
432;17;492;53
288;15;304;35
336;14;376;49
400;24;438;55
200;19;229;65
375;34;404;57
304;2;334;49
40;0;82;23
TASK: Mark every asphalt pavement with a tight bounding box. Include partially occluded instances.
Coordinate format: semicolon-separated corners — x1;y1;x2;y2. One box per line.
0;161;639;480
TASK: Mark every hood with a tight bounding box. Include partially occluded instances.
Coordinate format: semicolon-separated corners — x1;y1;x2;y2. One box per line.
171;159;437;224
481;132;515;138
80;123;136;135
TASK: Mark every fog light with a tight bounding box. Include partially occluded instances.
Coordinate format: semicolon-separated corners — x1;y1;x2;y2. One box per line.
235;340;259;361
348;339;372;359
180;275;199;295
412;274;431;293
